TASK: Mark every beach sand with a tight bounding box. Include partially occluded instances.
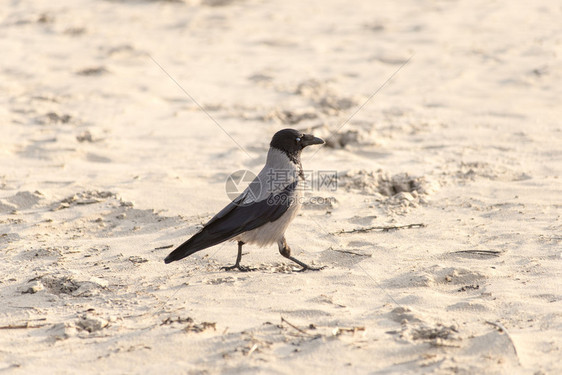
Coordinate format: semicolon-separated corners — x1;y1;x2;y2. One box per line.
1;0;561;373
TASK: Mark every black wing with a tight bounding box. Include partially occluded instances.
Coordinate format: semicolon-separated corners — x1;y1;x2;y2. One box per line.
164;181;297;263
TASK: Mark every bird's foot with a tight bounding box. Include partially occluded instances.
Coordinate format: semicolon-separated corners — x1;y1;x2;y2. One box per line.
221;264;256;272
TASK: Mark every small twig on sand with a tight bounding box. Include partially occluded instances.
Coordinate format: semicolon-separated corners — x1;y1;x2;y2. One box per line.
154;244;174;250
334;223;426;235
452;250;502;257
281;317;309;335
429;342;461;348
246;343;258;357
0;323;48;330
280;317;319;338
485;321;521;365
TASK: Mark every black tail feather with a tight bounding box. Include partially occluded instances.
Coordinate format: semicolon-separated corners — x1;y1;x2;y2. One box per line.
164;229;233;263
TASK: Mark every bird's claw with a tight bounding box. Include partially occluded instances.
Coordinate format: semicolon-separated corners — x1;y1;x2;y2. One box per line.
296;265;326;272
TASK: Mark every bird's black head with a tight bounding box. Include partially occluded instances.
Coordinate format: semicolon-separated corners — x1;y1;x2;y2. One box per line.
269;129;324;161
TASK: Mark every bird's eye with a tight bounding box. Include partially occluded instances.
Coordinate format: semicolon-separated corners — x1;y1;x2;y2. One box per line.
296;137;301;142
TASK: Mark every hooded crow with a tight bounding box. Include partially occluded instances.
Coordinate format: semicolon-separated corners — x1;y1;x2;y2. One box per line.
164;128;325;271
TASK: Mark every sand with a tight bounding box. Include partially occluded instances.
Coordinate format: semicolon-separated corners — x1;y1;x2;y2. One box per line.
1;0;561;373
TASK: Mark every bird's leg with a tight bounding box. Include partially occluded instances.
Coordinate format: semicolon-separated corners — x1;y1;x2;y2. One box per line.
277;236;325;272
221;241;255;272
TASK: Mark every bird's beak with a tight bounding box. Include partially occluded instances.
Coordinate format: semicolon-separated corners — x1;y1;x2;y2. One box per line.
301;133;325;147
